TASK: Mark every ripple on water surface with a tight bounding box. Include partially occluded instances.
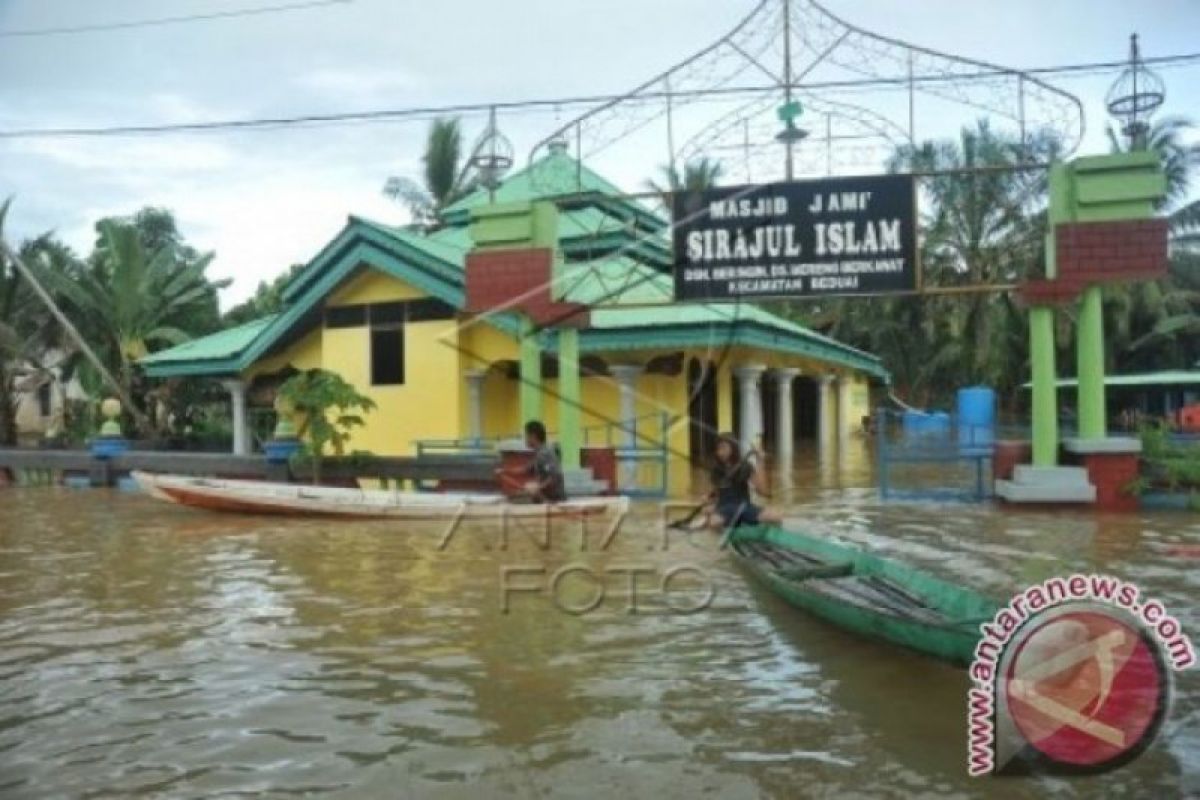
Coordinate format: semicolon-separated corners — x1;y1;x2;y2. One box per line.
0;447;1197;798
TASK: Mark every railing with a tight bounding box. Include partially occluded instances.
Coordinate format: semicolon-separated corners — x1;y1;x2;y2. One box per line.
412;411;673;497
875;408;999;502
583;411;671;498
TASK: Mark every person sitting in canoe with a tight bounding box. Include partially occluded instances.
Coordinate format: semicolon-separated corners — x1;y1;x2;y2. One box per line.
496;420;567;503
705;433;780;529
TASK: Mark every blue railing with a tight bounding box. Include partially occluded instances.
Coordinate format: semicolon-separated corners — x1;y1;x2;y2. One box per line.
412;410;673;497
876;407;998;502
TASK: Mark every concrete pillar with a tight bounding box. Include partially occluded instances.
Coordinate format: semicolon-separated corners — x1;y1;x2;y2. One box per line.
773;367;800;469
464;369;486;441
818;374;836;452
716;360;734;433
1030;306;1059;466
221;379;250;455
734;365;766;453
837;375;853;440
518;315;542;424
1076;285;1107;440
609;365;643;489
557;329;581;470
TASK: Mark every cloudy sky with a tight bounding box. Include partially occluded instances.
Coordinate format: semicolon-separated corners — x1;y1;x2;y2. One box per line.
2;0;1198;307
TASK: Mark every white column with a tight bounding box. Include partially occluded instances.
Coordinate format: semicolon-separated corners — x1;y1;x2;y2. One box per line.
609;365;643;489
773;368;800;467
734;365;766;453
818;374;837;452
464;369;486;441
837;375;853;440
222;379;250;455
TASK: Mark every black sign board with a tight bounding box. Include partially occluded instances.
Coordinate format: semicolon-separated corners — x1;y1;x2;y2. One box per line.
671;174;917;300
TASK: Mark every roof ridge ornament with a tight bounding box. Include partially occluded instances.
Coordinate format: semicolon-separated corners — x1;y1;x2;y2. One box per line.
1105;34;1165;150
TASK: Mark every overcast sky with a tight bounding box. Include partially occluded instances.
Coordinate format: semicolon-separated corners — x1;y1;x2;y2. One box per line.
2;0;1198;308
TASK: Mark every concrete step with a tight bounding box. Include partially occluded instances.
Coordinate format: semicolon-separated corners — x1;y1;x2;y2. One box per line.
1011;464;1092;486
995;479;1096;504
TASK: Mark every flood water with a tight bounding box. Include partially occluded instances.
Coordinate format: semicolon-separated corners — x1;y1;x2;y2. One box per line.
1;443;1197;799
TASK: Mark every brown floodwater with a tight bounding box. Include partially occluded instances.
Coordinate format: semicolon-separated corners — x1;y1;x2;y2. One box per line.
1;442;1197;799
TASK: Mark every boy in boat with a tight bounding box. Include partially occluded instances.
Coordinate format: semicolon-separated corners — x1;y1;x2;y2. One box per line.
704;433;781;529
510;420;566;503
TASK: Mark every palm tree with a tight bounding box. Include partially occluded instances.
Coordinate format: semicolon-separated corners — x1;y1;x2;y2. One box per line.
815;121;1056;404
0;199;33;444
644;158;725;207
48;220;224;431
1105;116;1200;369
383;117;475;227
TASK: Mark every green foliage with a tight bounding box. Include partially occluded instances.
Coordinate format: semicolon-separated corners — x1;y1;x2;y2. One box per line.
223;262;305;326
42;212;227;434
382;117;476;228
277;369;376;483
644;158;724;208
1136;420;1200;495
796;114;1200;408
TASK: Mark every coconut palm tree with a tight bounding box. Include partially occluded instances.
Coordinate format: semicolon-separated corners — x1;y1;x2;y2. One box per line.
1104;116;1200;369
814;121;1056;404
383;117;475;227
644;158;725;207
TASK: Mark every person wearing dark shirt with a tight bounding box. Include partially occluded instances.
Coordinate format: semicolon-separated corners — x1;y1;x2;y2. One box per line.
705;432;780;529
522;420;566;503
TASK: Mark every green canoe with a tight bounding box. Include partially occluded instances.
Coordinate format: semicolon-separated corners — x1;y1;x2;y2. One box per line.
728;525;1000;666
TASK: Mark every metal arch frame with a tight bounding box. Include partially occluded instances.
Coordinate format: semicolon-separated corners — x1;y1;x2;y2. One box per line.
525;0;1086;176
803;0;1086;151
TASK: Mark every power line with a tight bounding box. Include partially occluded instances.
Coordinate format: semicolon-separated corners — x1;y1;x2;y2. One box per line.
0;0;352;39
1;51;1198;139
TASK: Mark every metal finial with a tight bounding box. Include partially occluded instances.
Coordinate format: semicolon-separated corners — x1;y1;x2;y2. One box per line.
467;107;514;193
1105;34;1165;147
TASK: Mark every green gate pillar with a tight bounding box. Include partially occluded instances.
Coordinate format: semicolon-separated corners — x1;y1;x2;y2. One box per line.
1029;307;1059;466
1076;286;1107;439
518;315;542;424
557;328;582;470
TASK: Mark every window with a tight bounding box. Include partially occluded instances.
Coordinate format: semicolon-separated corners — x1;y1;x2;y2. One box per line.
37;383;52;418
326;304;367;328
370;327;404;385
371;301;406;326
406;297;456;322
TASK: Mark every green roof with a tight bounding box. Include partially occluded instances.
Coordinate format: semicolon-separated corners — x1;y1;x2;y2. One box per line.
1024;371;1200;389
141;146;886;381
141;316;277;365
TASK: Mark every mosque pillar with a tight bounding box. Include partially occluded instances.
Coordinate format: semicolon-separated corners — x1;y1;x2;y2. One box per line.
221;379;250;456
773;367;800;471
734;364;766;453
609;364;644;490
464;369;486;441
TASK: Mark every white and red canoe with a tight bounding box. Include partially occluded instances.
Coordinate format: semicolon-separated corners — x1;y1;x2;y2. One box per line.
132;471;628;520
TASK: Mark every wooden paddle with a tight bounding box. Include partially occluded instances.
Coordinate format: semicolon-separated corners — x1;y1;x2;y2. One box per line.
668;448;767;531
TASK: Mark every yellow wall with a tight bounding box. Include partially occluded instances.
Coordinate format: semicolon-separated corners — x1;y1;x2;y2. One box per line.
237;263;880;489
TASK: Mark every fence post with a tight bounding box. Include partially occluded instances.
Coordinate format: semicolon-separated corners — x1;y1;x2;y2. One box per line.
877;407;889;501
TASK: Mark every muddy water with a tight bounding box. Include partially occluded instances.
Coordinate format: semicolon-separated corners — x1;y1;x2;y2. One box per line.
0;443;1197;798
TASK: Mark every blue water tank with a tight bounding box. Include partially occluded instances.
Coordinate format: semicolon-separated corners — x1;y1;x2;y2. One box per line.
957;386;996;451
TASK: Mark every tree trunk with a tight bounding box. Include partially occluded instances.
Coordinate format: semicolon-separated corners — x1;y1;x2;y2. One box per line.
0;365;17;446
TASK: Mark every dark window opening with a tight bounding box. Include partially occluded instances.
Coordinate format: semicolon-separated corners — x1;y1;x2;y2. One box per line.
406;297;456;322
326;304;367;328
37;383;52;417
370;328;404;385
371;301;406;326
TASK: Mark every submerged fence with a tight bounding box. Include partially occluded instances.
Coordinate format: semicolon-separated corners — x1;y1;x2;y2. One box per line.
875;408;1009;502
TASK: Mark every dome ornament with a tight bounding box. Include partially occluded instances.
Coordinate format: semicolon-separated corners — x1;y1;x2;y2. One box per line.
466;107;515;198
1106;34;1165;148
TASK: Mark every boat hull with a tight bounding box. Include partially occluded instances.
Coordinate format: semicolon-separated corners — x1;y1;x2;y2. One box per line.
729;526;998;666
132;472;628;520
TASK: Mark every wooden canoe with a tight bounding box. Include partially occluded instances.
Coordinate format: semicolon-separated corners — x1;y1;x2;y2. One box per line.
728;525;999;666
132;472;628;520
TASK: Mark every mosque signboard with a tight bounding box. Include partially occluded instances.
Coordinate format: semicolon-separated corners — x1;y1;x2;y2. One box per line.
671;173;918;300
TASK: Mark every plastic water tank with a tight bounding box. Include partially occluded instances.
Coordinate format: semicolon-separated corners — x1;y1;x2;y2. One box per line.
957;386;996;451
